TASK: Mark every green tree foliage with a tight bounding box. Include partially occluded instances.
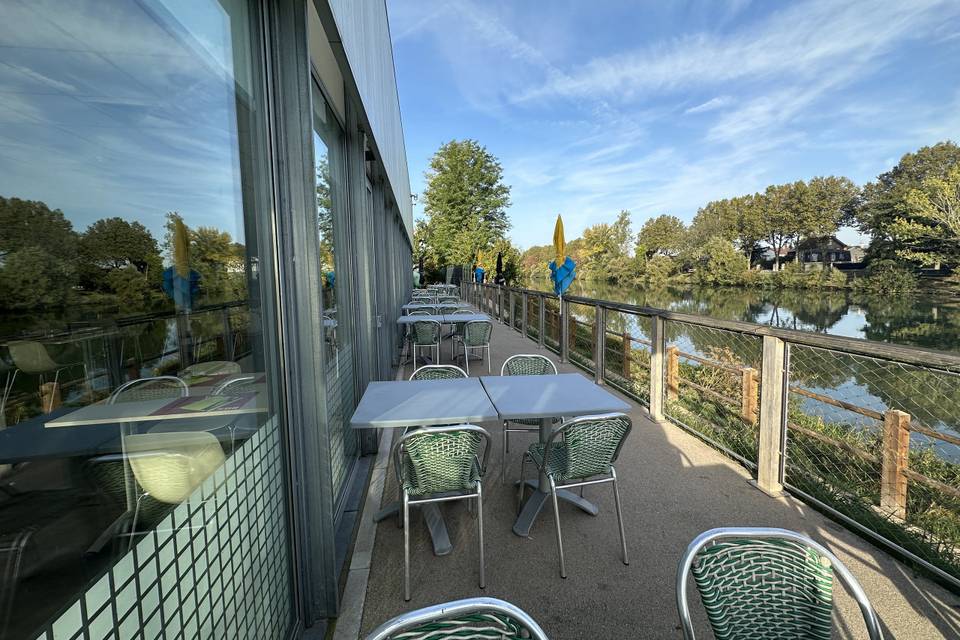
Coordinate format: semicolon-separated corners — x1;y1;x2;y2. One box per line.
0;246;76;309
858;141;960;267
761;181;807;270
79;217;162;292
636;214;685;258
419;139;511;266
0;196;78;260
163;212;246;302
638;254;677;286
478;238;524;285
0;197;79;308
688;195;764;265
855;259;919;294
580;210;634;282
695;237;749;286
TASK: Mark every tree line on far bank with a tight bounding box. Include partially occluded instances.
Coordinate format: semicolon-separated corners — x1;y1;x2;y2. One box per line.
521;141;960;294
0;197;246;311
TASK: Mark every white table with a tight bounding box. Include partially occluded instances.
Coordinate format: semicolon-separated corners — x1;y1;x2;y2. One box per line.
402;302;470;314
45;394;266;428
350;378;498;554
480;373;631;537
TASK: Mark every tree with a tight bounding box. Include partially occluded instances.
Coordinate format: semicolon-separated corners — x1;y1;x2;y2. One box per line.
0;196;77;260
857;141;960;267
695;237;749;286
760;182;808;271
896;163;960;266
636;214;685;259
805;176;859;239
580;210;633;282
0;247;76;308
419;139;511;265
79;217;162;291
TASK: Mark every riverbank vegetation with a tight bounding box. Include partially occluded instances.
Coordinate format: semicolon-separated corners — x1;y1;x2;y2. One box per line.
521;141;960;294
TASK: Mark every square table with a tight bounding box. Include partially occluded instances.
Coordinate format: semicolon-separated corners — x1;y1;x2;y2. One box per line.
480;373;631;537
350;378;499;555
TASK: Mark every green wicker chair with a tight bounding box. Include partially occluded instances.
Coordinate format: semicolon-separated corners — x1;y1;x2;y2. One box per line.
677;527;883;640
392;425;491;601
438;296;460;304
519;412;631;578
409;365;467;381
499;354;559;484
412;320;442;365
365;597;549;640
454;320;492;374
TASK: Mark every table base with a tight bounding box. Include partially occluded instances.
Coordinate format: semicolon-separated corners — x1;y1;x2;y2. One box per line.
374;502;452;556
512;479;598;537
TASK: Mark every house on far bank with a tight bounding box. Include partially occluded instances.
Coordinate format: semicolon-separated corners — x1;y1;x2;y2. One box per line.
758;236;866;271
789;236;865;266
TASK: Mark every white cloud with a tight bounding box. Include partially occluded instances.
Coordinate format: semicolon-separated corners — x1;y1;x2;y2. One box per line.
684;96;732;115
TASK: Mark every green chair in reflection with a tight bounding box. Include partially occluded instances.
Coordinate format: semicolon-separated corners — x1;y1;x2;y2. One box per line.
124;432;226;550
109;376;188;404
499;354;559;483
6;340;87;412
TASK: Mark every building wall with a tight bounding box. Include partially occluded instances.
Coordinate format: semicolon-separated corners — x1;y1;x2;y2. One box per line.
325;0;413;239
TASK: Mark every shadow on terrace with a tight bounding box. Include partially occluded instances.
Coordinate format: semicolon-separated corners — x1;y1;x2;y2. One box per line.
344;287;960;640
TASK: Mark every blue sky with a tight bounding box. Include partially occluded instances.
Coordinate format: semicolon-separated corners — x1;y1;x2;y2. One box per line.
388;0;960;249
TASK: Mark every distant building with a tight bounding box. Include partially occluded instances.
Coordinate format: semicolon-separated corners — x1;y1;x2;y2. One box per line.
786;237;864;266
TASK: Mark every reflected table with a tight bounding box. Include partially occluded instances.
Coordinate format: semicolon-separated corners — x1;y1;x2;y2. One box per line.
350;378;498;555
479;373;631;537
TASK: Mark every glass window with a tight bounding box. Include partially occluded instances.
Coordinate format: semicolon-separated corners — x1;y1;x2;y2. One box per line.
312;83;358;502
0;1;293;637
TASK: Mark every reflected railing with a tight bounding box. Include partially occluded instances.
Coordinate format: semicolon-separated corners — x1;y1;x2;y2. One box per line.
464;280;960;591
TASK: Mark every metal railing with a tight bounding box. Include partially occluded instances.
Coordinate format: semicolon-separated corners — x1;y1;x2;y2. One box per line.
464;280;960;590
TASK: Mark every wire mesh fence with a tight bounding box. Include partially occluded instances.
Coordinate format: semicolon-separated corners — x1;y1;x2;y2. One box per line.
662;320;763;466
543;297;560;354
785;344;960;584
566;302;597;371
602;310;652;406
526;294;540;341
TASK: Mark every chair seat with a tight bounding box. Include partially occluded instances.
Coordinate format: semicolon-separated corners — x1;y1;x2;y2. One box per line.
506;417;559;428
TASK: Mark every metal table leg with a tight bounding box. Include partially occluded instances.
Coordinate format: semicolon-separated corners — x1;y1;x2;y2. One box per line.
374;500;453;556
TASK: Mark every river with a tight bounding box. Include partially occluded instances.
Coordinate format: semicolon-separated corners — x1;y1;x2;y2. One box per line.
527;279;960;354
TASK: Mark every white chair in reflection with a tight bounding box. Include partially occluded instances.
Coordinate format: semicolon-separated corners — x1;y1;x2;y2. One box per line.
124;432;225;550
6;340;87;412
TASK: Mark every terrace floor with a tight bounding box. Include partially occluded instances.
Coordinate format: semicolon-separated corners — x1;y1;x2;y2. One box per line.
340;313;960;639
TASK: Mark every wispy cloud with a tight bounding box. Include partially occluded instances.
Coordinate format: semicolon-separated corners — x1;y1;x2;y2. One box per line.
684;96;732;115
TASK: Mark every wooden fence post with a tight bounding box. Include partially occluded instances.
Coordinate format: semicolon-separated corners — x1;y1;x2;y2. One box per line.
881;409;911;520
649;316;666;420
666;345;679;401
741;367;758;424
756;335;786;495
621;332;631;379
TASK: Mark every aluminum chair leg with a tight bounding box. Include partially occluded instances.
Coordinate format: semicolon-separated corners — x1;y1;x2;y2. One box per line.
501;423;508;484
486;345;491;373
611;468;629;565
403;492;411;601
549;476;566;578
128;492;149;552
477;483;485;589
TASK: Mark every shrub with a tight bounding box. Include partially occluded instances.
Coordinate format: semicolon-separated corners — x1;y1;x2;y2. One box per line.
639;254;677;285
856;259;919;294
695;238;749;286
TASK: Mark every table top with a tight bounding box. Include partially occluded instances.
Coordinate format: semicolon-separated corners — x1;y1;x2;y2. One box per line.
402;302;470;312
442;313;490;323
350;378;498;429
396;313;490;325
45;393;268;428
396;314;446;325
480;373;631;420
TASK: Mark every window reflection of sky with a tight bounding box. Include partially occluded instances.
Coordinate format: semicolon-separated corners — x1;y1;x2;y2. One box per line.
0;0;244;244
